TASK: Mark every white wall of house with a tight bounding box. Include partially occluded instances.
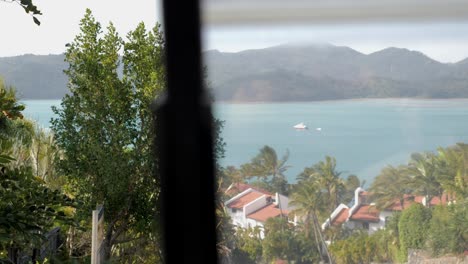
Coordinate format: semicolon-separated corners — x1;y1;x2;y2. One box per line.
226;193;270;229
245;218;266;238
225;189;291;239
228;208;245;228
380;211;393;224
275;193;290;211
348;187;365;217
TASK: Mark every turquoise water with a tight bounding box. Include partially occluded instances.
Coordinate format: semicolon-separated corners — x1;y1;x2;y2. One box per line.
22;99;468;185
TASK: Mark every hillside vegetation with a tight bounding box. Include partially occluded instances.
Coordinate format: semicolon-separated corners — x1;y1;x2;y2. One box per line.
3;44;468;100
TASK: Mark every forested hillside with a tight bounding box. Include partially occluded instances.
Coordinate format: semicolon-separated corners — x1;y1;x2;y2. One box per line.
3;44;468;100
0;54;67;99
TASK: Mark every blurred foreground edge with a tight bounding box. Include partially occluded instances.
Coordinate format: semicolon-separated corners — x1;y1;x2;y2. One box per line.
204;0;468;25
153;0;218;263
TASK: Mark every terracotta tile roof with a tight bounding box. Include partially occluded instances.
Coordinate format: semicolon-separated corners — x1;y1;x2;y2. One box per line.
429;194;451;206
414;195;424;204
331;207;349;226
350;205;380;222
247;203;288;222
225;183;271;196
385;194;451;211
385;195;418;211
226;191;264;209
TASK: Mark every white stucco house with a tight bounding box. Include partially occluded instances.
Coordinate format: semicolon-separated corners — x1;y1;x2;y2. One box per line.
224;183;296;238
322;187;450;234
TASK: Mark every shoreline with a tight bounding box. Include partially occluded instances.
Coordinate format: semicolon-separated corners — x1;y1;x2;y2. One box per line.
215;97;468;104
22;97;468;104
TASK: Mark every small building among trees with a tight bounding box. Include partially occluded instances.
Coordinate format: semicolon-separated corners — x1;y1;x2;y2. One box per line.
322;187;451;234
225;183;296;238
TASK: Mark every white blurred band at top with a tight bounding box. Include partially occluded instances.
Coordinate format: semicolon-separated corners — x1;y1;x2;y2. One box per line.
203;0;468;26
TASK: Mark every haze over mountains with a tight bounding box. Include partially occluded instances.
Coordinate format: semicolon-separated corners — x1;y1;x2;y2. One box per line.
3;44;468;101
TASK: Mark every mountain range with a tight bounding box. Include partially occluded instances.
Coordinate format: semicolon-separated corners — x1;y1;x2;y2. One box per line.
2;44;468;101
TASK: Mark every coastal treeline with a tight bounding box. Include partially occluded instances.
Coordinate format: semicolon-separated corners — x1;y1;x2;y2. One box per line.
218;143;467;263
329;146;468;263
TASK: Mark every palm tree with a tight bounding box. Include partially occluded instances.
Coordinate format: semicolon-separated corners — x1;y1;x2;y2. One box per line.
370;165;412;210
436;145;468;199
0;80;25;122
308;156;345;214
406;152;444;206
241;145;290;193
290;180;331;263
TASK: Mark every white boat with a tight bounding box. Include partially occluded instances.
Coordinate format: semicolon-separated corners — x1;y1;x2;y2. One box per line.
316;127;322;131
293;122;307;129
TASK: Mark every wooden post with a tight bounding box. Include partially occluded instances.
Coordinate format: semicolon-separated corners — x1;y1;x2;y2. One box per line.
91;205;104;264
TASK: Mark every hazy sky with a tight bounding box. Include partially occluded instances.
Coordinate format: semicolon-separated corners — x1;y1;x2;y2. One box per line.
2;1;468;63
203;22;468;63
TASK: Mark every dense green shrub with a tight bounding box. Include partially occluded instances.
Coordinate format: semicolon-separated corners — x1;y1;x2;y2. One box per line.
398;203;432;260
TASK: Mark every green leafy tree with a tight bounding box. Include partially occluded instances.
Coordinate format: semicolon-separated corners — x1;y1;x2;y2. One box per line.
398;203;432;260
221;166;244;189
290;180;328;261
241;145;290;194
0;88;76;256
292;227;321;264
436;144;468;199
330;230;397;264
370;165;413;210
300;156;345;215
428;203;468;256
0;80;24;121
215;171;236;260
427;205;454;256
29;126;59;184
448;201;468;254
0;81;31;152
406;153;443;206
233;226;263;264
51;10;165;260
0;157;77;251
262;217;295;263
341;174;361;203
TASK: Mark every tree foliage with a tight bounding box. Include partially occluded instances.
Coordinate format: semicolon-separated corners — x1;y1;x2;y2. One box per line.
398;203;432;259
241;145;290;194
1;0;41;25
233;227;263;263
428;203;468;256
0;86;76;254
0;158;77;250
51;9;165;260
329;230;398;264
370;165;412;210
299;156;345;214
406;153;443;205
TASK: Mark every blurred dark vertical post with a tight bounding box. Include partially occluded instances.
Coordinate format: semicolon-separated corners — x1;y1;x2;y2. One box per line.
155;0;217;263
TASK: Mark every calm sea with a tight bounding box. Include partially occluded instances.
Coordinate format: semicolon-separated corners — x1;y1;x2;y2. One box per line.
22;99;468;185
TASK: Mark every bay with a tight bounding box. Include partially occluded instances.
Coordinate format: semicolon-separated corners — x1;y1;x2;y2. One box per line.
22;99;468;185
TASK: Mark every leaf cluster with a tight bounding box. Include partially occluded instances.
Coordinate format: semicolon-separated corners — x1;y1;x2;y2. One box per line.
1;0;42;25
0;156;77;250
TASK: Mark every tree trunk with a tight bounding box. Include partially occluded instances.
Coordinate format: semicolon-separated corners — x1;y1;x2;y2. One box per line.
310;213;325;263
312;213;333;264
67;226;75;257
103;228;113;261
